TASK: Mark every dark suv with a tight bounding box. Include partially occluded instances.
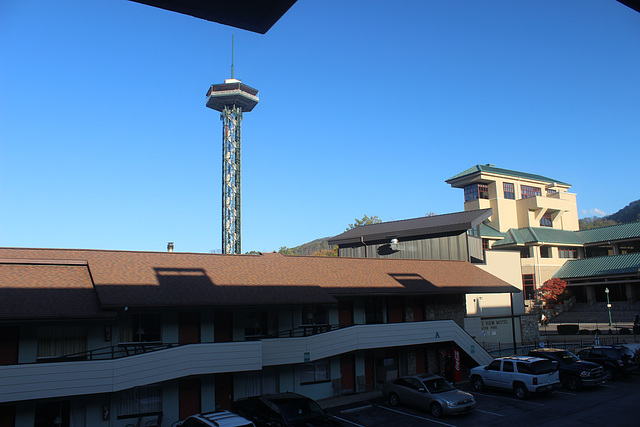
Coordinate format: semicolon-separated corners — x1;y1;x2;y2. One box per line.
529;348;605;391
233;392;341;427
575;345;639;380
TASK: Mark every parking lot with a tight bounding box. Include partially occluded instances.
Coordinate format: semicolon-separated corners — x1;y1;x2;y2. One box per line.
326;373;639;427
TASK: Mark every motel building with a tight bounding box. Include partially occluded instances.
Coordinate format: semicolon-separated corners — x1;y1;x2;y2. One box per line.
0;247;516;427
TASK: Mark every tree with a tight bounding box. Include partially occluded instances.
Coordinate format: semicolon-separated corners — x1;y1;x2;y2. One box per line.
346;214;382;231
539;278;567;305
312;246;338;257
278;246;294;255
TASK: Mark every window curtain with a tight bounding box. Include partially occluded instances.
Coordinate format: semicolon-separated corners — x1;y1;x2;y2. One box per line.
37;325;87;358
118;385;162;416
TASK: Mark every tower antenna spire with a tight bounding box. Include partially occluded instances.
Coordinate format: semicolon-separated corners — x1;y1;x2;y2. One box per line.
231;34;234;79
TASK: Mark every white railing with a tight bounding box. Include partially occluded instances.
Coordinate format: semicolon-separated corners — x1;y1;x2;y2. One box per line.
0;320;492;403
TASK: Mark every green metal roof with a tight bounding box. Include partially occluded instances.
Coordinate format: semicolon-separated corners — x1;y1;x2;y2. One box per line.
446;164;571;187
576;222;640;244
492;227;584;248
553;252;640;279
480;222;506;239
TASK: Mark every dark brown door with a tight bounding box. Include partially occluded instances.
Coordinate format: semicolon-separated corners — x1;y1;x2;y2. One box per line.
364;352;375;390
179;378;201;420
340;354;355;393
415;346;426;374
215;373;234;410
338;301;353;327
387;297;404;323
214;311;233;342
0;327;19;365
0;405;16;427
179;312;201;345
178;312;200;345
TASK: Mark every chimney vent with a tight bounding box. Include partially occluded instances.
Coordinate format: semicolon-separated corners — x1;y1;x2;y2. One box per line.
167;242;174;252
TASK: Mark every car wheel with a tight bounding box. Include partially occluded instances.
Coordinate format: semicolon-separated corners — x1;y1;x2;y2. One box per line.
604;366;615;381
388;392;400;407
471;376;484;391
514;383;529;400
566;376;581;391
431;403;443;418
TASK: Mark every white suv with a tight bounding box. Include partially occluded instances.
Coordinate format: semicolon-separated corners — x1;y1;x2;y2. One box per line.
469;356;560;399
172;410;255;427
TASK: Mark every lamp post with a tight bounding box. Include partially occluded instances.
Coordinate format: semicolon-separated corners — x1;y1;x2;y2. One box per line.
605;287;613;327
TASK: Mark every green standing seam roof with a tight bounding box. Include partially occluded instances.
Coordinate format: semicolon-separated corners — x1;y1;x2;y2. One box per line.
446;164;571;187
480;222;505;239
576;222;640;244
553;252;640;279
491;227;584;247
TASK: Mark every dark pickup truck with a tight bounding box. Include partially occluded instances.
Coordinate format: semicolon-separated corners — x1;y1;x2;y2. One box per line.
529;348;605;391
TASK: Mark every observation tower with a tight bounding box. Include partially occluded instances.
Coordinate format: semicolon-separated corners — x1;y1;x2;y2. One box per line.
206;72;259;254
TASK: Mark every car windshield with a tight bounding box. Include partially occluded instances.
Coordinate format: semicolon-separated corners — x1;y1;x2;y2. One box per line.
557;351;580;364
421;377;455;394
276;398;325;423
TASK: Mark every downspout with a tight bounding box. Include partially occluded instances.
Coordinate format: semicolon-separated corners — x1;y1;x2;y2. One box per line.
360;236;367;258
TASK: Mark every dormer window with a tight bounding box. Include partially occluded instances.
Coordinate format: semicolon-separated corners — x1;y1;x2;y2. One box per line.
464;183;489;202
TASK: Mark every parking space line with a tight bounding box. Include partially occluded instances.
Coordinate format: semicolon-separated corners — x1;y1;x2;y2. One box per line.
373;404;458;427
472;392;545;406
332;415;367;427
475;409;505;417
554;391;577;396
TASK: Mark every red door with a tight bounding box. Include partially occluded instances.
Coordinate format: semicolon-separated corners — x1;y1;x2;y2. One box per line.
387;297;404;323
364;352;375;391
214;311;233;343
179;312;201;345
340;354;355;394
215;373;234;410
338;301;353;327
179;378;201;420
415;346;426;374
0;327;19;365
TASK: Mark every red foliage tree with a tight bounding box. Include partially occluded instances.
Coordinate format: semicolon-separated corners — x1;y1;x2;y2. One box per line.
540;278;567;304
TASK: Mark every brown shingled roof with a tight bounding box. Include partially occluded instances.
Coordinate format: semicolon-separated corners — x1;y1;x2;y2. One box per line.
0;260;114;321
0;248;518;314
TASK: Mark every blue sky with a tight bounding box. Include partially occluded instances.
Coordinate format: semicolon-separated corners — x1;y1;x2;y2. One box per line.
1;0;639;254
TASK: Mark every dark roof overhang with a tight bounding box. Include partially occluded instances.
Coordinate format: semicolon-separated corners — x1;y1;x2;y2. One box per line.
328;209;492;246
129;0;298;34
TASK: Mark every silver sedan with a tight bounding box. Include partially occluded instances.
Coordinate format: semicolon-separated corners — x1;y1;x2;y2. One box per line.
383;374;476;418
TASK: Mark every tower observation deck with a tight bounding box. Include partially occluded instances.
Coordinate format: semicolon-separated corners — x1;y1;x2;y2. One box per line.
206;78;259;254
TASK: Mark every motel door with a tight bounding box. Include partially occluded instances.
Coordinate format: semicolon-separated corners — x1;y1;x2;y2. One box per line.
214;311;233;343
340;354;355;394
179;378;201;420
338;301;353;327
179;312;201;345
215;373;234;410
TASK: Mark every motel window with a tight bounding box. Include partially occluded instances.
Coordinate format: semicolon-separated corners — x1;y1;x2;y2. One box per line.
300;359;330;384
463;183;489;202
119;313;162;343
503;182;515;199
546;189;558;195
523;274;536;300
540;213;553;227
559;247;578;259
521;185;541;199
302;306;328;325
520;248;531;258
244;311;269;339
37;325;87;360
118;385;162;417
